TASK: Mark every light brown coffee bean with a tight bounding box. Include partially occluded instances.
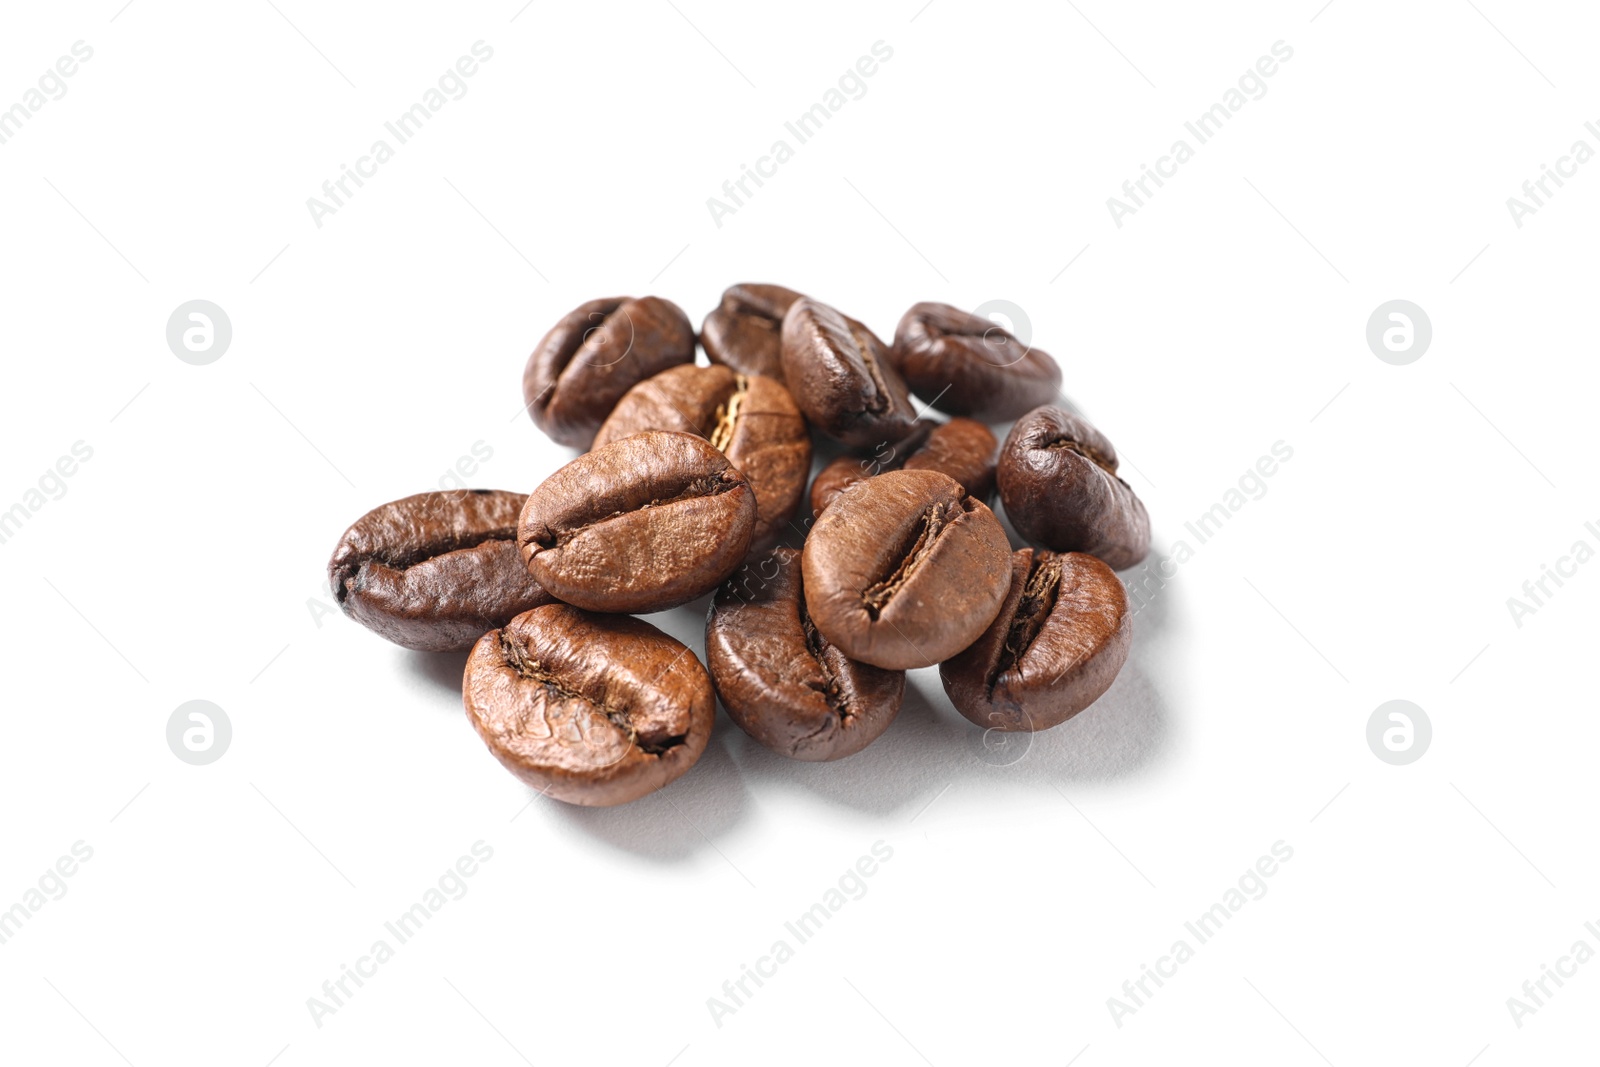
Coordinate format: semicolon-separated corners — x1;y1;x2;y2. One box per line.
801;469;1012;670
463;604;714;806
940;549;1130;732
594;365;810;553
518;431;755;613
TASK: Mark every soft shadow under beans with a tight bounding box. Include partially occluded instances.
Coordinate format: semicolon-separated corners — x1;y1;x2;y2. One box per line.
724;673;953;817
549;728;752;863
995;661;1170;783
487;537;1176;846
725;608;1173;818
403;648;473;699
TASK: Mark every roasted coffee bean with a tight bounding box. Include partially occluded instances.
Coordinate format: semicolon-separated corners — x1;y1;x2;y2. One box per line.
463;604;714;806
801;469;1012;670
941;549;1130;732
328;490;552;652
780;297;917;448
707;547;904;761
593;365;811;553
997;406;1150;570
809;422;931;517
521;296;695;449
810;417;997;516
518;431;755;613
905;417;998;500
891;302;1063;421
700;283;804;380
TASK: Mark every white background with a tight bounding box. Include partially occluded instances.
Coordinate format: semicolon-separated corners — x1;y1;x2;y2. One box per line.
1;1;1596;1064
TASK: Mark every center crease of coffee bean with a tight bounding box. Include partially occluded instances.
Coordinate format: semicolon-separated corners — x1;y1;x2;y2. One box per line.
994;556;1063;689
860;500;957;618
798;598;850;721
1044;434;1117;474
851;325;892;415
335;532;516;603
707;376;748;452
497;631;681;755
538;474;738;548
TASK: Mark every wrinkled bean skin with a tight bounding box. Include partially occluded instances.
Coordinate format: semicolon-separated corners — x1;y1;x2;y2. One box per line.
328;490;553;652
801;470;1012;670
891;302;1063;420
940;549;1130;732
700;283;805;380
811;418;998;516
780;298;917;449
518;431;756;613
593;365;811;553
521;296;696;449
998;406;1151;570
463;605;714;806
707;548;904;761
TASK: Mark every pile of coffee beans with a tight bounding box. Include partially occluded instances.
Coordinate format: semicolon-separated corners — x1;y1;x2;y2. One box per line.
328;286;1150;806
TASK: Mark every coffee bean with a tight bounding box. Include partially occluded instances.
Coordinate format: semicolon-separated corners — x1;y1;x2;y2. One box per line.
801;469;1012;669
997;406;1150;570
328;490;552;652
707;547;904;761
905;418;998;500
809;422;930;517
463;604;714;805
780;297;917;448
810;417;997;516
891;302;1062;420
941;549;1130;732
593;365;811;553
518;431;755;613
701;283;804;380
522;296;695;449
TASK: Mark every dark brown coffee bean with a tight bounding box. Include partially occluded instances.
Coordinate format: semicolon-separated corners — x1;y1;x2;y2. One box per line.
328;490;552;652
463;604;714;806
521;296;695;449
518;431;755;613
891;302;1062;420
810;418;998;515
780;297;917;448
593;365;811;553
904;418;997;501
700;283;804;380
707;548;904;761
801;469;1012;669
997;406;1150;570
941;549;1130;732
